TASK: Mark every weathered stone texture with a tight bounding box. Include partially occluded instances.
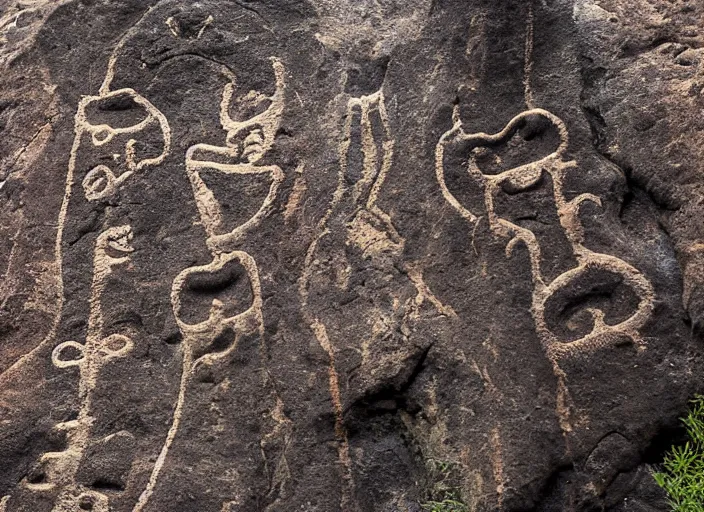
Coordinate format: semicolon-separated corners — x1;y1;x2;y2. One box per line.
0;1;702;511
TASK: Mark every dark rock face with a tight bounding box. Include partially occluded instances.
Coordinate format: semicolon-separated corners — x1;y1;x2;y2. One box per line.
0;0;702;510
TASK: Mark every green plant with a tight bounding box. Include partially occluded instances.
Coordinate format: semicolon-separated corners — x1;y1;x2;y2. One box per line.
653;395;704;511
421;499;468;512
421;459;468;512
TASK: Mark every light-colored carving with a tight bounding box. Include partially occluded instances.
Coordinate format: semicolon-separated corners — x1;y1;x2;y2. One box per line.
345;92;402;256
166;14;213;39
261;396;293;507
523;2;536;109
221;501;238;512
489;427;505;509
171;251;264;366
299;89;456;512
0;6;170;388
436;106;655;438
133;58;288;512
344;91;455;315
82;164;127;201
310;319;354;507
283;163;307;222
74;85;171;198
132;250;264;512
405;262;457;319
24;226;135;510
0;232;19;314
297;163;353;510
186;58;285;253
436;108;654;366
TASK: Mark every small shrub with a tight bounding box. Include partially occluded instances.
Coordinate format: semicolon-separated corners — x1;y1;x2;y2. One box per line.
421;459;468;512
653;395;704;511
421;499;468;512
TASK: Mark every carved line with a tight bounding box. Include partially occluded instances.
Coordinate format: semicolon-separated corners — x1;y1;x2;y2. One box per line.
297;111;350;308
131;347;191;512
0;231;19;313
524;2;535;109
187;156;284;250
436;108;654;368
358;91;405;250
283;163;307;222
23;227;135;512
310;320;354;509
99;5;158;96
135;56;285;511
406;263;457;319
219;58;286;156
489;426;505;509
260;395;293;504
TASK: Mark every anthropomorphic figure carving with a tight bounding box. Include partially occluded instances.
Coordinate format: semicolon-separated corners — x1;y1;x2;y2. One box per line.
300;87;456;510
139;57;288;512
436;107;655;431
3;4;291;512
3;39;175;512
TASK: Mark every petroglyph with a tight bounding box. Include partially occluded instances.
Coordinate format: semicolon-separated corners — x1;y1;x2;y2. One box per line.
166;14;213;39
3;11;171;509
436;108;654;367
172;251;264;365
1;1;699;510
133;57;287;512
132;250;264;512
299;88;455;511
6;14;289;507
342;91;453;314
3;14;173;507
342;91;403;257
0;18;170;388
298;90;399;512
186;58;285;253
260;396;293;505
24;226;135;510
310;319;354;509
283;163;307;222
489;427;505;509
523;2;536;109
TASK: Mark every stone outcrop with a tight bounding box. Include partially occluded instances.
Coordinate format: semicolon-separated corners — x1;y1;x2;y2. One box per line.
0;1;702;510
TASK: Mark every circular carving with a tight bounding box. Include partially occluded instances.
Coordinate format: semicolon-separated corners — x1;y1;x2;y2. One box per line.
51;341;85;369
83;165;118;201
99;334;134;359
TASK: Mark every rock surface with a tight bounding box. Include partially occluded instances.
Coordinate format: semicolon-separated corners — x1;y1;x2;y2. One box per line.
0;0;702;510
